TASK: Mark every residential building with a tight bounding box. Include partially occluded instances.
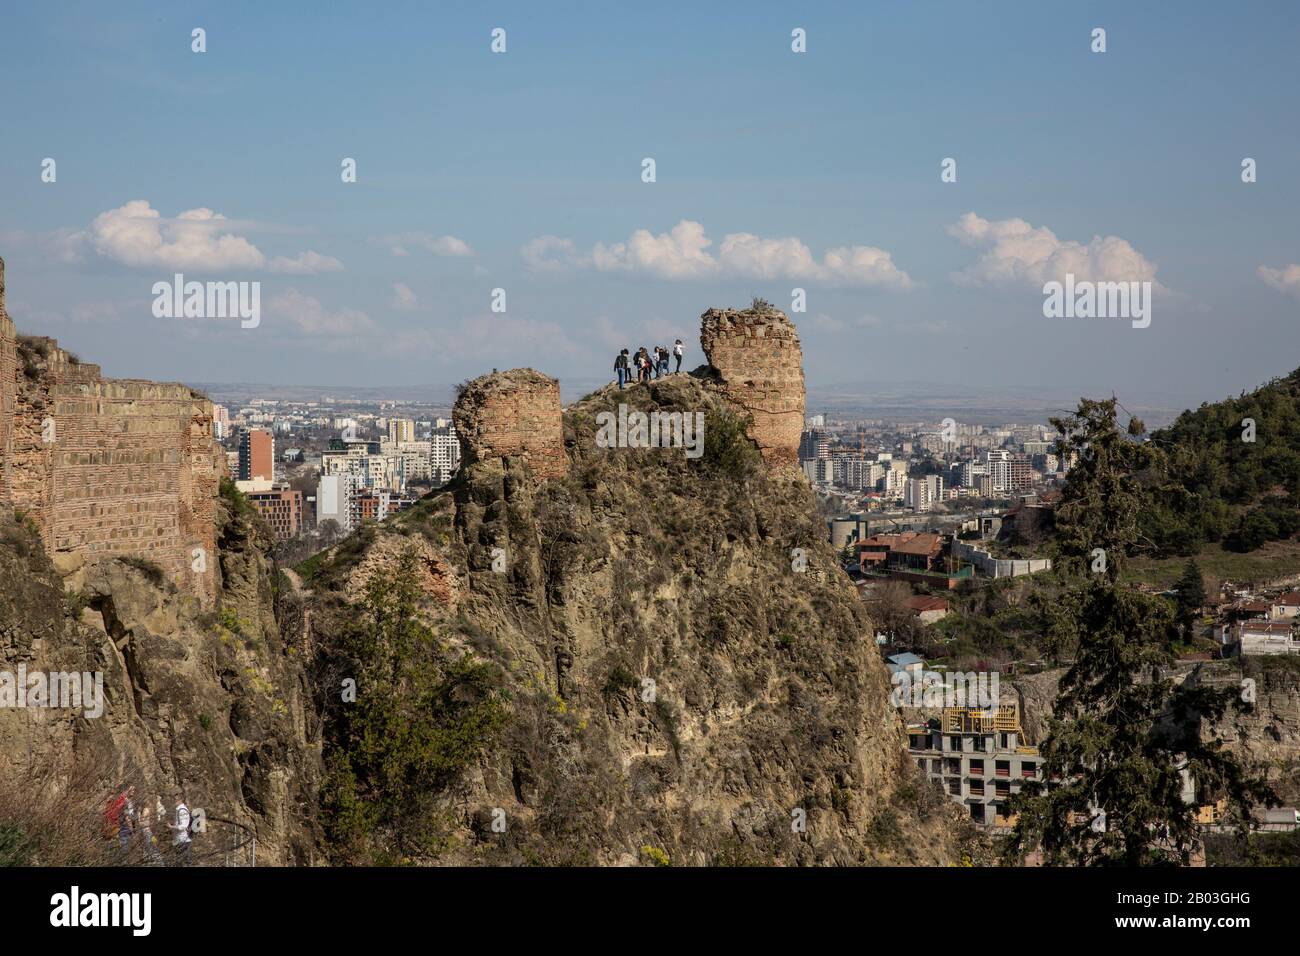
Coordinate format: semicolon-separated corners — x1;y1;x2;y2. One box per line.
907;706;1041;827
246;485;303;540
238;428;274;482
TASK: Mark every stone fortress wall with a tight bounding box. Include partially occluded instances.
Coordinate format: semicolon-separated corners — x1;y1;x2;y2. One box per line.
0;257;223;605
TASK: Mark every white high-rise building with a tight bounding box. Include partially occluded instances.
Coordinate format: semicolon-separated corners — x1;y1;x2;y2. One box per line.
904;475;945;512
430;420;461;485
985;449;1011;492
317;473;359;533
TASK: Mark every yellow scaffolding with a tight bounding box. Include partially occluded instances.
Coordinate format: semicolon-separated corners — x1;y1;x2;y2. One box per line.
942;706;1021;735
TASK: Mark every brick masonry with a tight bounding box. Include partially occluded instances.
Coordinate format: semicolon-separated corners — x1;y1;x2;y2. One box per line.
700;304;806;466
0;257;222;605
0;260;15;501
452;368;566;481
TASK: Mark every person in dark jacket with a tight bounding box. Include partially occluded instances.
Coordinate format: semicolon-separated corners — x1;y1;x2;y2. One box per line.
614;349;630;389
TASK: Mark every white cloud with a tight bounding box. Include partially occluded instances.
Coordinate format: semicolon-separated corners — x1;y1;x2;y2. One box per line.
268;250;343;274
1259;264;1300;298
373;232;474;257
268;289;373;336
521;236;586;273
522;219;913;288
948;212;1160;288
82;200;340;273
390;282;419;310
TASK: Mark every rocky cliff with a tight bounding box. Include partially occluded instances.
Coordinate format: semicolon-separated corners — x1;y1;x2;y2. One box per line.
304;306;978;865
0;493;322;865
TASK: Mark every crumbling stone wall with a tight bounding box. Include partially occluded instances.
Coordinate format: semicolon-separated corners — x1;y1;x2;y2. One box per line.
0;259;16;501
0;260;222;605
700;303;806;466
452;368;565;481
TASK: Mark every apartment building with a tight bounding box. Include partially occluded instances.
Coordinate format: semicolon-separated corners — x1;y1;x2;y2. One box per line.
904;475;944;512
246;485;304;540
908;706;1041;826
238;428;275;482
429;419;461;485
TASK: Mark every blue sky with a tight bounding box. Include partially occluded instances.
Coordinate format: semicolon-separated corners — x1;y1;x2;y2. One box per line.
1;0;1297;406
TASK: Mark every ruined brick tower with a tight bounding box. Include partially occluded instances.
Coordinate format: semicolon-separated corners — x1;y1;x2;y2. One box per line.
700;302;806;467
452;368;566;481
0;257;223;605
0;258;16;500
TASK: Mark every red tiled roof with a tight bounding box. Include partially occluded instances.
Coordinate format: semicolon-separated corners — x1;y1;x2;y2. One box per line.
892;533;944;556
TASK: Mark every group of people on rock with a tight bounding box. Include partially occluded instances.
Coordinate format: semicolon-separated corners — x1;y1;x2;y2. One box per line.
613;340;685;388
104;784;194;866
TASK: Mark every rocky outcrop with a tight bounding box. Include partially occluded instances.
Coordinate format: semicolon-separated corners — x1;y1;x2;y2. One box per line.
452;369;565;482
700;303;805;467
309;365;978;866
0;500;323;865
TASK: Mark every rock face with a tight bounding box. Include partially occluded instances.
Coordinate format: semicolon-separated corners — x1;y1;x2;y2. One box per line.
700;303;805;467
308;364;977;865
0;502;323;865
452;369;566;482
0;260;223;606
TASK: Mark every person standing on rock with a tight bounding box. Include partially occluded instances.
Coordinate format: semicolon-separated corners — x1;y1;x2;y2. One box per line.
674;339;684;373
657;346;669;377
614;349;630;389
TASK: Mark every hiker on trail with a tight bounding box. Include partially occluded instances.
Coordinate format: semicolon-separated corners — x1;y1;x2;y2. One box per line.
170;794;193;866
674;339;684;373
104;785;133;862
636;348;650;383
139;804;164;865
614;349;630;389
656;346;669;377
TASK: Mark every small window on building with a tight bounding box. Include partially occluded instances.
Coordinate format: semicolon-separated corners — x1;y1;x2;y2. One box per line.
969;804;984;823
969;759;984;776
949;736;961;751
995;760;1010;777
996;781;1010;797
1022;762;1037;779
973;736;986;752
970;779;984;796
949;779;961;795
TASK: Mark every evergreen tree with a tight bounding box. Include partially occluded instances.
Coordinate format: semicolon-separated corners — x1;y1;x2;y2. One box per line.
1174;560;1207;641
1006;400;1275;865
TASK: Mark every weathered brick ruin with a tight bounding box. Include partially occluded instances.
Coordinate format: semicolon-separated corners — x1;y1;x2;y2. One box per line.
452;368;566;481
0;257;223;605
0;264;15;497
700;303;806;466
